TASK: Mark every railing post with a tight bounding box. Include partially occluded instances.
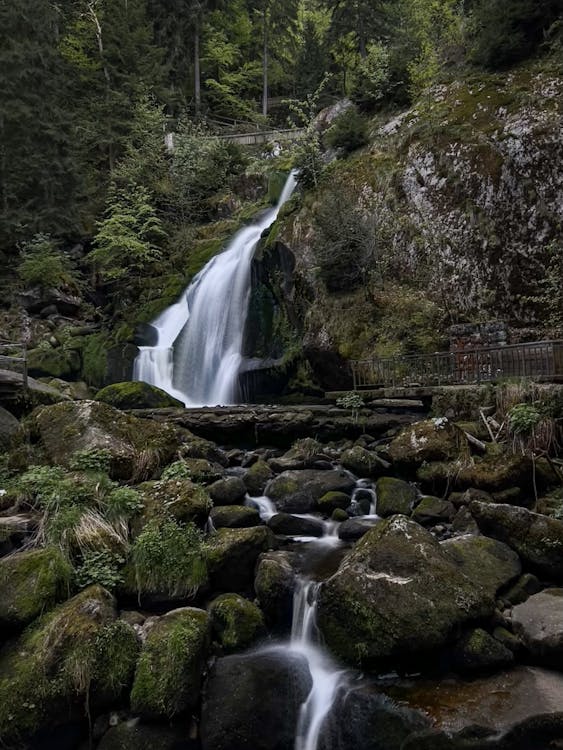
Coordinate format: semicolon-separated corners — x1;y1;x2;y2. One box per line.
22;345;28;392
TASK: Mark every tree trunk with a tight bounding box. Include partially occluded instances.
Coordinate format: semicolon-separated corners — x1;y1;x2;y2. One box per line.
262;8;268;118
194;19;201;117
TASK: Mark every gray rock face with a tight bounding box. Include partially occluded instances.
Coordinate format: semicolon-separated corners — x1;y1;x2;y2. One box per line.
200;649;312;750
470;501;563;581
317;516;497;668
265;470;355;513
512;589;563;667
337;517;379;542
0;406;19;450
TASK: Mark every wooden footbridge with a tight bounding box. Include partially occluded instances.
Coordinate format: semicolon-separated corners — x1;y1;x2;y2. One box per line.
350;340;563;391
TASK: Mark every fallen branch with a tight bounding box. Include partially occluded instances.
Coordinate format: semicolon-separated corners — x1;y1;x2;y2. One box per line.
480;408;496;443
463;430;487;453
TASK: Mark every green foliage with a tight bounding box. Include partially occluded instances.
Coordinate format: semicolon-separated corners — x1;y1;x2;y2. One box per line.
325;108;369;154
76;550;124;590
522;242;563;328
106;487;143;520
508;403;542;436
336;392;365;409
131;518;207;599
69;448;113;475
352;43;392;106
18;235;75;290
161;461;193;481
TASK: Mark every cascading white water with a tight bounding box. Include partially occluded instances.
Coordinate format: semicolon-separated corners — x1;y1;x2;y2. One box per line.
134;172;298;407
291;578;348;750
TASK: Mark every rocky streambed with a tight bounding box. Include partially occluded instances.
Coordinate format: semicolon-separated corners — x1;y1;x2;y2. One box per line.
0;399;562;749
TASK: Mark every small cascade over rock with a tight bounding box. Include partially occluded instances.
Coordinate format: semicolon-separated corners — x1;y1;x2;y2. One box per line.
134;172;297;407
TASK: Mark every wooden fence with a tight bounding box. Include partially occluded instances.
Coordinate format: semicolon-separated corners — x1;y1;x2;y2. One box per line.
0;343;28;390
351;340;563;390
165;127;306;152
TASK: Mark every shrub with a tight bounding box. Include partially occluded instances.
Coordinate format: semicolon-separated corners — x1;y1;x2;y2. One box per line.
131;519;206;600
76;550;124;590
69;448;113;475
106;487;143;520
325;108;369;155
18;234;75;290
161;461;192;481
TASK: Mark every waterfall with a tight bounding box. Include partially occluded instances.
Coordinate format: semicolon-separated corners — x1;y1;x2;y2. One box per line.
134;172;298;407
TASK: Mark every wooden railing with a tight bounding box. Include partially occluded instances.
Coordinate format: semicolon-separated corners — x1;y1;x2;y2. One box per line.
0;343;28;390
164;127;306;152
351;340;563;390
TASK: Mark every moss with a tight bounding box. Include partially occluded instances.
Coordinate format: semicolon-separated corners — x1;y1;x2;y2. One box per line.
209;593;265;652
318;491;351;512
205;526;276;594
376;477;418;517
27;348;80;380
0;547;74;629
95;381;183;410
135;478;212;532
243;459;274;496
80;332;111;387
130;608;209;719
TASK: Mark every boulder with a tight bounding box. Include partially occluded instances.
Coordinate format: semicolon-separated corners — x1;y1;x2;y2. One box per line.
0;514;39;555
512;589;563;667
130;607;209;719
449;628;514;674
27;401;182;481
98;720;196;750
210;505;261;529
209;476;247;505
375;477;418;518
27;347;80;380
268;513;325;537
209;593;266;652
265;470;355;514
318;685;430;750
0;406;19;451
317;517;497;668
451;506;479;535
206;526;275;594
243;459;274;496
412;497;455;526
174;458;224;485
180;436;229;467
340;446;389;478
388;419;466;468
200;649;313;750
0;586;139;746
255;552;296;628
0;547;73;630
470;502;563;581
95;381;183;410
441;535;521;599
502;573;542;606
318;491;352;513
135;479;212;533
269;441;329;472
337;517;380;542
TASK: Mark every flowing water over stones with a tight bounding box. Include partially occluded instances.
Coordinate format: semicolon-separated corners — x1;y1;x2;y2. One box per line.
134;173;298;406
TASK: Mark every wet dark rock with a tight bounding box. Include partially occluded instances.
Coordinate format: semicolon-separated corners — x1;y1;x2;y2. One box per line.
376;477;418;517
512;589;563;667
340;446;390;478
265;470;355;514
208;476;247;505
318;491;352;513
412;497;455;526
449;488;494;508
268;513;325;537
243;459;274;496
208;593;266;652
451;506;479;535
318;684;430;750
201;649;313;750
210;505;261;529
206;526;276;595
255;552;296;629
0;406;19;450
98;720;196;750
502;573;542;606
449;628;514;674
337;517;379;542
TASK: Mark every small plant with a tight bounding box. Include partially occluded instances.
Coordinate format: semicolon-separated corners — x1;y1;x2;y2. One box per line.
76;550;124;590
508;403;542;436
336;392;365;410
18;234;76;290
161;461;192;481
131;518;206;601
106;487;143;520
69;449;113;475
325;108;369;155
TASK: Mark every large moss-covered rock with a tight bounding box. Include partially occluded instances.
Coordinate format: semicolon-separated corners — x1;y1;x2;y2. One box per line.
244;459;274;496
254;552;296;628
27;347;80;380
95;381;183;410
27;401;183;481
317;516;496;668
318;491;351;513
0;547;73;630
340;446;389;478
210;504;261;529
209;476;247;505
206;526;276;594
135;479;212;532
388;420;466;469
449;628;514;675
512;589;563;668
0;586;139;746
265;470;355;513
470;502;563;581
209;593;266;652
98;721;196;750
130;607;209;720
412;496;455;526
200;649;313;750
441;535;521;599
376;477;418;517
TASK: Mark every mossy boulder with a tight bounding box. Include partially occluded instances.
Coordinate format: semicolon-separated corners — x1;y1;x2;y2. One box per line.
209;593;266;652
376;477;418;518
181;436;229;467
206;526;276;595
412;496;455;526
470;502;563;581
201;650;312;750
317;516;496;669
98;721;196;750
341;446;389;478
441;535;521;599
210;505;261;529
318;491;352;513
95;381;183;410
0;406;19;451
254;552;296;628
0;547;73;630
265;470;355;514
502;573;542;606
176;458;225;485
27;401;183;481
243;459;274;496
388;419;467;469
130;607;209;720
209;476;247;505
268;512;324;537
512;589;563;668
135;479;212;533
27;347;80;380
0;586;139;746
449;628;514;674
